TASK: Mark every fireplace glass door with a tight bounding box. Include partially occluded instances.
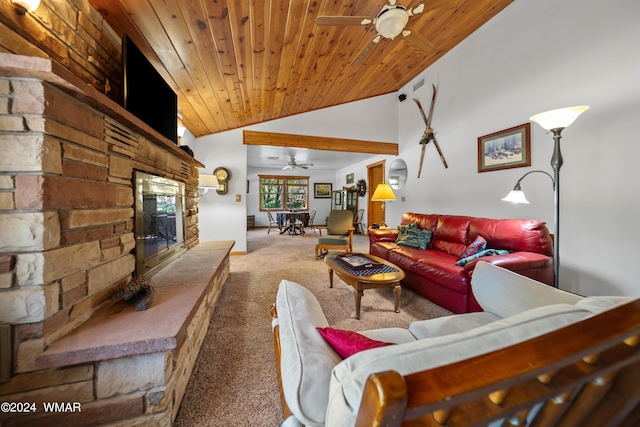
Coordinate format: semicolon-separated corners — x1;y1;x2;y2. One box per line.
142;194;180;258
135;172;186;277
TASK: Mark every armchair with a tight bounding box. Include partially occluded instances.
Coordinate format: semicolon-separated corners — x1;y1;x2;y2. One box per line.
315;210;354;259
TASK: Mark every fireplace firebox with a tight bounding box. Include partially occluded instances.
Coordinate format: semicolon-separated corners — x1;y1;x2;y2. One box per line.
135;171;186;277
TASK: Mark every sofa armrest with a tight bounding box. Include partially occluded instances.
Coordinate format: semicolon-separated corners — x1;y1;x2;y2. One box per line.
470;262;583;318
274;280;341;426
462;251;551;274
368;228;398;243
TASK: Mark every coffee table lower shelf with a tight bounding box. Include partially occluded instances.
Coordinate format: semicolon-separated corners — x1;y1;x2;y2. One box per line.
324;253;406;320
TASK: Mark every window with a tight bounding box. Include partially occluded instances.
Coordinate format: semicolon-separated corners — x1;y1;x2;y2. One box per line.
259;175;309;211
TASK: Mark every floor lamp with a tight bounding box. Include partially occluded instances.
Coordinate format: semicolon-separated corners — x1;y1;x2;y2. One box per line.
502;106;589;288
371;183;396;227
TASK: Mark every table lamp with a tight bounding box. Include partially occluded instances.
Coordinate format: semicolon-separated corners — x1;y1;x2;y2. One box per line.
371;183;396;227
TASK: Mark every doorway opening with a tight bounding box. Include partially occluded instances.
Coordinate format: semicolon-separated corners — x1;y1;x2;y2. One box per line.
367;160;386;228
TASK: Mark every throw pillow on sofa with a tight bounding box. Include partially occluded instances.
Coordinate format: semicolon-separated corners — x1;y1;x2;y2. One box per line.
456;248;510;267
397;222;419;237
396;228;432;250
461;235;487;258
316;327;394;359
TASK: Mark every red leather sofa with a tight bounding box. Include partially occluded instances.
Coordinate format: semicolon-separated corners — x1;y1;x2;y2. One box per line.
368;212;554;313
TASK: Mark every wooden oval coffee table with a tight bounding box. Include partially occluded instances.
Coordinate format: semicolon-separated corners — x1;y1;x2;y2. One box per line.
324;253;405;320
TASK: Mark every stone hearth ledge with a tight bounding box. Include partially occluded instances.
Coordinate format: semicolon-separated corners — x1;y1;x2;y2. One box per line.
36;241;234;369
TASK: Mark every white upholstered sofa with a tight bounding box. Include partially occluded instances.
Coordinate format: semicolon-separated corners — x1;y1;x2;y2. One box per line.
270;262;635;427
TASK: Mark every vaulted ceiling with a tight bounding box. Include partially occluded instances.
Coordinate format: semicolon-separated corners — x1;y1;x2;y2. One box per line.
89;0;514;138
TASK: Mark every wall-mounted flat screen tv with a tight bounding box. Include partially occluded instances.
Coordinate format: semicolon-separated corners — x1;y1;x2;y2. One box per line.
123;35;178;144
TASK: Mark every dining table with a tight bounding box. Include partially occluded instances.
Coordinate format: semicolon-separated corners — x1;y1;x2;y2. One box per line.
276;211;310;235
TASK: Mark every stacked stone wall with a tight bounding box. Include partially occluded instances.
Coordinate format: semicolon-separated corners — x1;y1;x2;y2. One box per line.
0;0;123;103
0;73;204;424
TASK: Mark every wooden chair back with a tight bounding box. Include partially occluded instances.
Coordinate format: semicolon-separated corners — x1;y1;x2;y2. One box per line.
353;208;365;234
267;209;279;234
307;209;317;233
355;299;640;427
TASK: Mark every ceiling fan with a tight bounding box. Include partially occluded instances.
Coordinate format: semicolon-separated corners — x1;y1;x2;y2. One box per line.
316;0;451;66
283;156;313;170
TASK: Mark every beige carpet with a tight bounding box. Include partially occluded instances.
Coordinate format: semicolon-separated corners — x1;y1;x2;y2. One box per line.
174;228;452;426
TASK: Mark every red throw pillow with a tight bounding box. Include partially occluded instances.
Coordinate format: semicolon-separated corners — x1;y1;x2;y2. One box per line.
316;327;394;359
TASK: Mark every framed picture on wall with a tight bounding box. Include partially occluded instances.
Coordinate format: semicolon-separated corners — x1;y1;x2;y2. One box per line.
478;123;531;173
314;183;332;198
346;173;354;184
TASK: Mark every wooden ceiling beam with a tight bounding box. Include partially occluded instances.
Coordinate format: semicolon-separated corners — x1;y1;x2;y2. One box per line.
243;130;398;155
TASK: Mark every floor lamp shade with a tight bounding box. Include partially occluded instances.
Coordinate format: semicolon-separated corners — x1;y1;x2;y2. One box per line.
530;106;589;130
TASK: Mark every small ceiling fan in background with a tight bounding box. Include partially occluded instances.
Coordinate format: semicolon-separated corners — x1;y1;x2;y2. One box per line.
316;0;452;66
283;156;313;170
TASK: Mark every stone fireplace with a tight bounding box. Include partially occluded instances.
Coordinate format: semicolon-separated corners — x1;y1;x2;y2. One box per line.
0;54;231;425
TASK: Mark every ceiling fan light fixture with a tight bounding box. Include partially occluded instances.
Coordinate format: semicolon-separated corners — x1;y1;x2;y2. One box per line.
376;7;409;39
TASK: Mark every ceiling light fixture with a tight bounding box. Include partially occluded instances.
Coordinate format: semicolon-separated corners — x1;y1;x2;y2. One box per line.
376;6;409;39
10;0;40;14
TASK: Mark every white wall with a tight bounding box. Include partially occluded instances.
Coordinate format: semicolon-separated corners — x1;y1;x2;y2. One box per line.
194;135;247;252
195;0;640;296
194;94;398;253
388;0;640;296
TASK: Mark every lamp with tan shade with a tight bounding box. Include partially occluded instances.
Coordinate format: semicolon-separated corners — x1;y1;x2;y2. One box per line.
371;183;396;227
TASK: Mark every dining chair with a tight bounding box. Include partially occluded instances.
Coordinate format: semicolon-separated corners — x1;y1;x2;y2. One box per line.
353;208;365;234
315;210;354;259
306;209;317;234
289;212;311;236
286;212;300;236
267;210;279;234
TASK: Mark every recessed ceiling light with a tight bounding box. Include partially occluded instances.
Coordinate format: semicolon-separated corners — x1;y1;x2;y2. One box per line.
268;156;279;160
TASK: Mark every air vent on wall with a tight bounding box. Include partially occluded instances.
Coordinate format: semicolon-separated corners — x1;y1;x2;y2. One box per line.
180;162;190;178
413;79;425;92
104;117;140;150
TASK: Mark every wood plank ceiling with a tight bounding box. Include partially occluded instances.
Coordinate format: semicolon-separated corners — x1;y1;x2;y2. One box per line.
89;0;514;138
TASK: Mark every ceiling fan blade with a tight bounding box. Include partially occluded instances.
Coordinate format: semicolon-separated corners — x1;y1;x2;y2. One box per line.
351;34;382;66
402;28;434;55
316;16;374;26
409;0;454;16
